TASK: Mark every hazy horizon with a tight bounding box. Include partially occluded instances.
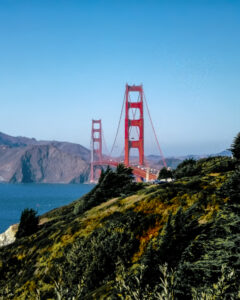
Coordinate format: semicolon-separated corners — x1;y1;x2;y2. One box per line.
0;130;231;158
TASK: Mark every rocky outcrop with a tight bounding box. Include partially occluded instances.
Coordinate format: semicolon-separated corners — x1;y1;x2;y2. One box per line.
0;224;18;247
10;144;89;183
0;132;90;183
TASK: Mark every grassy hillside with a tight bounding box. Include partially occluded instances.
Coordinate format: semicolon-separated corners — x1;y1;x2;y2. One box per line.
0;157;240;299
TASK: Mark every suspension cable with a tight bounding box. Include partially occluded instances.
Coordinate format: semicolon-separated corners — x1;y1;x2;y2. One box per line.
109;91;125;157
102;128;110;159
143;92;167;168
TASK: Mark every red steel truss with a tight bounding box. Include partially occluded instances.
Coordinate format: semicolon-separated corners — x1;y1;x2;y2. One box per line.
124;84;144;166
90;84;166;182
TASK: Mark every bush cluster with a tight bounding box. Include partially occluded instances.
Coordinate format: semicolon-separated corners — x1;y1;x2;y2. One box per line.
74;164;142;214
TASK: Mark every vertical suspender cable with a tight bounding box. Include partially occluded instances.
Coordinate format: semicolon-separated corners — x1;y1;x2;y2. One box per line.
102;129;110;159
109;91;125;157
143;92;167;168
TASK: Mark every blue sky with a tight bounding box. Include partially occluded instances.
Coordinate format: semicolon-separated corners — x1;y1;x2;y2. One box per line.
0;0;239;156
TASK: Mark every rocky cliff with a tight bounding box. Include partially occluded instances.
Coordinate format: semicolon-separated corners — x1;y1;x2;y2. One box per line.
0;224;17;247
0;132;90;183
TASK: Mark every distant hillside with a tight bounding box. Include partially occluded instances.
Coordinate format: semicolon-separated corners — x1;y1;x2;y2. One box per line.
0;156;239;298
0;132;90;183
147;149;232;169
0;132;232;183
0;132;38;147
147;155;182;169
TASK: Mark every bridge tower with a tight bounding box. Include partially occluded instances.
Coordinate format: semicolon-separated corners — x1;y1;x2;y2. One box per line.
124;84;144;166
90;119;102;182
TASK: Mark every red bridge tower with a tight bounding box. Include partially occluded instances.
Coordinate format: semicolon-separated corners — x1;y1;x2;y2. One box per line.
124;84;144;166
90;119;102;182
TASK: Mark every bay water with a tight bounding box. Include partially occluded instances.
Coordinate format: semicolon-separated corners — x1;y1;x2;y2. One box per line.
0;183;94;233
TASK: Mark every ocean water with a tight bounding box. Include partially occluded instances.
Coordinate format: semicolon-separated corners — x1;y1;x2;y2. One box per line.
0;183;94;233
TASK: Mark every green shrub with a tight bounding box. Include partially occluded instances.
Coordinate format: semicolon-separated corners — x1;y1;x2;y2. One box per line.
158;167;173;180
174;156;235;179
16;208;39;238
174;158;200;179
74;164;142;215
219;168;240;202
230;132;240;160
197;156;235;174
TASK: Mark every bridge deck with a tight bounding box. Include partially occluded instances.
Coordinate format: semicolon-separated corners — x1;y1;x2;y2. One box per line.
92;160;158;181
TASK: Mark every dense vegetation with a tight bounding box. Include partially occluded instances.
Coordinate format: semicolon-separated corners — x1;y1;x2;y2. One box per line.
74;164;142;215
230;132;240;160
0;134;240;299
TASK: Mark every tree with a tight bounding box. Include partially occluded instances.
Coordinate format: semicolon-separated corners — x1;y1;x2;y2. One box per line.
219;168;240;203
230;132;240;160
174;158;200;179
16;208;39;238
158;167;173;180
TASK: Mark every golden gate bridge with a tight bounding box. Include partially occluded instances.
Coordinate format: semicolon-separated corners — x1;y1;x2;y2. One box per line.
90;84;167;182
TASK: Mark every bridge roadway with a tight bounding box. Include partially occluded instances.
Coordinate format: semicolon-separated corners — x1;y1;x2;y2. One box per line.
92;160;158;181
